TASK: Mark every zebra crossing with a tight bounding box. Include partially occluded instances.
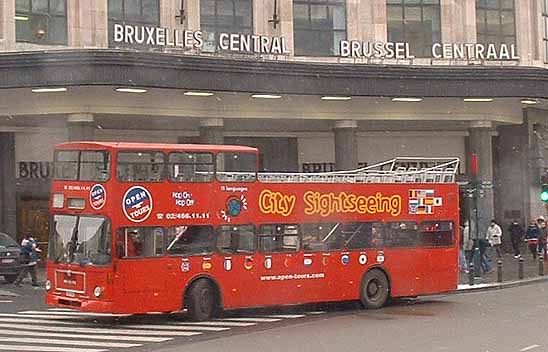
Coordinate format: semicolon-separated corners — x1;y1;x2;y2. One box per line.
0;308;317;352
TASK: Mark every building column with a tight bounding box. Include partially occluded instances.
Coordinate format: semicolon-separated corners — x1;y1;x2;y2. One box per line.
199;118;224;145
67;113;95;141
468;121;495;240
0;133;17;238
0;0;16;51
334;120;358;171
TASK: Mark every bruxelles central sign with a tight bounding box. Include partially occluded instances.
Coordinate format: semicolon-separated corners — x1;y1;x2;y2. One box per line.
113;24;290;55
114;23;520;61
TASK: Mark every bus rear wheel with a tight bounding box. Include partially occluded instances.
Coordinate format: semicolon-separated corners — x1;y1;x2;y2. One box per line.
186;279;217;321
360;269;390;309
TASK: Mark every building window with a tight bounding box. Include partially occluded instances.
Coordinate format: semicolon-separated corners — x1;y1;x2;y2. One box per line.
476;0;515;47
387;0;441;58
15;0;67;45
200;0;253;52
293;0;346;56
544;0;548;62
108;0;160;47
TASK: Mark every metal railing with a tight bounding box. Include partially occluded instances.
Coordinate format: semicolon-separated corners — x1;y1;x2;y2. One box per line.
258;157;460;184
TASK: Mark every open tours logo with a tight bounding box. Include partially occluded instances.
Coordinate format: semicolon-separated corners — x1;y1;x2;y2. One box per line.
122;186;153;223
89;184;106;210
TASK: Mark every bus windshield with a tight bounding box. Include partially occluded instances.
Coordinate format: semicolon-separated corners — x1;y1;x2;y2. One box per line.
49;215;112;266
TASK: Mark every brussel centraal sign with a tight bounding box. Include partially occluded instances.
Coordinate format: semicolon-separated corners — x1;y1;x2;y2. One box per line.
339;40;520;60
114;24;520;61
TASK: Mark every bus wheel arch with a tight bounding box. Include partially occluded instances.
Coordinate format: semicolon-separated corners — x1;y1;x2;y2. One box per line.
184;276;223;321
360;267;391;309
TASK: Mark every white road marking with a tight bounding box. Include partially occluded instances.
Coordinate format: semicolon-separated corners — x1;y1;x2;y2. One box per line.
0;328;171;342
124;324;229;331
172;321;256;327
308;311;326;315
0;337;140;348
0;313;86;320
0;300;12;303
263;314;305;319
0;322;201;336
0;345;106;352
20;310;129;317
520;345;540;351
217;317;281;323
0;316;101;325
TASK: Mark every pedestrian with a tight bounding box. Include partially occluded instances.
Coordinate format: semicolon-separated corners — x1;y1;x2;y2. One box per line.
459;225;467;272
478;237;493;274
525;220;540;259
462;220;473;268
486;219;503;258
508;219;524;258
14;232;41;287
537;218;548;260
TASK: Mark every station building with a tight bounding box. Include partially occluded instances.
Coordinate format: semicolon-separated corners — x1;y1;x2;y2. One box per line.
0;0;548;246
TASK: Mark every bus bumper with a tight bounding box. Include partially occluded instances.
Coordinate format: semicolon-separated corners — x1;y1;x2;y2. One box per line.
46;293;115;313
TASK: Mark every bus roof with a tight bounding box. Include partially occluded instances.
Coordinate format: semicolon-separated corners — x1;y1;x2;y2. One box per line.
55;141;259;153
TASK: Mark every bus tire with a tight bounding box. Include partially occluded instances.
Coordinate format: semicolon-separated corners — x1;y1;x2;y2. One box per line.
360;269;390;309
186;279;217;321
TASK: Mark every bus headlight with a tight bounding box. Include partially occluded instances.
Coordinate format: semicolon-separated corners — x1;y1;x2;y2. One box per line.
45;280;52;291
93;286;103;298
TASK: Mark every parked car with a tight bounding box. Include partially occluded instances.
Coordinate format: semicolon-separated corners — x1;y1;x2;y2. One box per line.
0;233;21;283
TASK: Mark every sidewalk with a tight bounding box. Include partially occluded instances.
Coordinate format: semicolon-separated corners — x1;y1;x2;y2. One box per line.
458;250;548;289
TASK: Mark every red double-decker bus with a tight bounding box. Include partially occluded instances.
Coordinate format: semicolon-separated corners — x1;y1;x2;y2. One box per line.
46;142;460;320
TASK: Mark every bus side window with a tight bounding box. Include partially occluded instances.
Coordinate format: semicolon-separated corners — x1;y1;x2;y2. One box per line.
301;223;333;252
258;224;300;253
384;221;419;248
117;151;165;182
166;225;214;256
343;222;375;250
117;227;164;258
216;225;255;254
420;221;455;247
117;228;144;258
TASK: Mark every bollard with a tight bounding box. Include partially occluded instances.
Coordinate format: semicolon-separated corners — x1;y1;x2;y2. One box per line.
539;253;545;276
497;260;503;283
468;262;475;285
518;256;524;280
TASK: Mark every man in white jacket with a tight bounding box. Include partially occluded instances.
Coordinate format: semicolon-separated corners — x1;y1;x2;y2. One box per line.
487;219;503;258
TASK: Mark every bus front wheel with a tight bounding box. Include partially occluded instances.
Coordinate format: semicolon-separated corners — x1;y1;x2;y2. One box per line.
186;279;217;321
360;269;390;309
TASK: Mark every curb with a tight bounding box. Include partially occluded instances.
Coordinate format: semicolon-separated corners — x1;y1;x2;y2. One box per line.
0;289;19;297
455;275;548;294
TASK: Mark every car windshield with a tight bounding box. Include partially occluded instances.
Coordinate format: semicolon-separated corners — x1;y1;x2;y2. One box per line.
49;215;112;266
0;233;18;248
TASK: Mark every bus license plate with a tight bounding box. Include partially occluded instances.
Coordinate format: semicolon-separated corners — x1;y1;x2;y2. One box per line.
66;291;76;297
1;259;14;264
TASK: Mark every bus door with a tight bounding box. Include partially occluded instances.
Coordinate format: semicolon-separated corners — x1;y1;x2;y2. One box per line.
420;221;459;293
214;224;257;308
380;221;421;296
255;224;304;306
300;223;339;302
116;226;173;311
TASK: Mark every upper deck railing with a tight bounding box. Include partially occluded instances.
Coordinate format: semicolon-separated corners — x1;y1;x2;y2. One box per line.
258;157;460;184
